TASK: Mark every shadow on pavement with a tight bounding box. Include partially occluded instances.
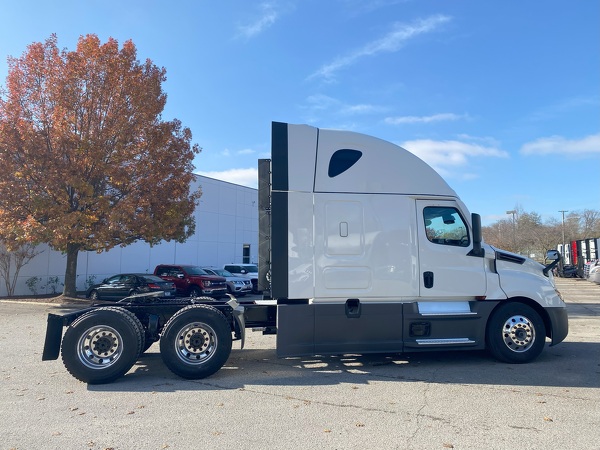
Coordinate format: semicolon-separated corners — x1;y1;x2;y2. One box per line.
88;339;600;393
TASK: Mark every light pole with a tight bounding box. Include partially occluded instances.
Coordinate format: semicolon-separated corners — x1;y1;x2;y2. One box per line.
506;210;516;252
559;210;568;262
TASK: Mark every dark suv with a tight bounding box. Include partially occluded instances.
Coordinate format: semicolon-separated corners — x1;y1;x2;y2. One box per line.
154;264;227;298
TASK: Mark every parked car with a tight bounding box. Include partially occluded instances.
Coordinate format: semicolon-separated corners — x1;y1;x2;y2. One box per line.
202;267;252;296
584;260;598;279
86;274;176;301
588;261;600;284
154;264;227;298
223;264;260;293
559;264;579;278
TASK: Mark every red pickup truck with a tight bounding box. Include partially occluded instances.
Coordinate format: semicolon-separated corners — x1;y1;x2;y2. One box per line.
154;264;227;298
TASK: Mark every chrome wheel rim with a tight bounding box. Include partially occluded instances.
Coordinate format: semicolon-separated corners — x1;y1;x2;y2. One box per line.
77;325;123;369
502;315;535;353
174;322;217;365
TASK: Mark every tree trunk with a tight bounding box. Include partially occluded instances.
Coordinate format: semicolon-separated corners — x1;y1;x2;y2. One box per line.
63;243;81;297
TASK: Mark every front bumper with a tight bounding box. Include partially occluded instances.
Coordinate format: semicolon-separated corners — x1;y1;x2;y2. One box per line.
204;287;227;296
547;306;569;346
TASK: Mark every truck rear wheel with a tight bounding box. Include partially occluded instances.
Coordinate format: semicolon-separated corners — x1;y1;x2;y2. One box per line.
159;305;232;379
61;307;144;384
486;302;546;363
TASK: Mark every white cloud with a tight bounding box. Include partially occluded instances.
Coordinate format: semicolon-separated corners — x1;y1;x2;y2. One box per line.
309;15;451;81
197;168;258;188
520;133;600;156
342;103;388;115
340;0;410;15
303;94;387;120
400;138;508;179
385;113;466;125
236;3;280;39
305;94;339;111
218;148;255;157
456;134;500;146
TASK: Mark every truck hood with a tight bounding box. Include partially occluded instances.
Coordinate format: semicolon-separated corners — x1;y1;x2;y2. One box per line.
491;246;563;308
492;246;546;277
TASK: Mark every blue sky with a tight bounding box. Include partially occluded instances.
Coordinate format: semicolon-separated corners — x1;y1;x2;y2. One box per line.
1;1;598;225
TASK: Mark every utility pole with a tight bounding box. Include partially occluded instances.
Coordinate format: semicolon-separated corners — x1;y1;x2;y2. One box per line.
506;210;517;252
559;210;568;264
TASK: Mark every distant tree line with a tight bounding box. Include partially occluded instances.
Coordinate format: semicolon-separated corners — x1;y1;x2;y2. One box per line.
482;207;600;260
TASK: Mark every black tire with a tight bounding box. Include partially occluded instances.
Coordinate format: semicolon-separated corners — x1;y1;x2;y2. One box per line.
193;296;216;302
61;307;144;384
159;305;232;379
116;308;147;357
486;303;546;364
189;286;202;298
111;309;153;354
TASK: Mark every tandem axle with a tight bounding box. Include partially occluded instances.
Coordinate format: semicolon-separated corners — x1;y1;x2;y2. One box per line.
42;294;275;384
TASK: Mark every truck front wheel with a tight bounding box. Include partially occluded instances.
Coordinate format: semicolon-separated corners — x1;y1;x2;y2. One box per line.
61;307;144;384
159;305;232;379
486;302;546;363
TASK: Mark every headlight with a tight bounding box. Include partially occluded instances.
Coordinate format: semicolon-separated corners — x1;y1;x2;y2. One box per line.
204;280;212;287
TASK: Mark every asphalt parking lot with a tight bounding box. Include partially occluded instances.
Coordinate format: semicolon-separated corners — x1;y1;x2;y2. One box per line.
1;278;599;450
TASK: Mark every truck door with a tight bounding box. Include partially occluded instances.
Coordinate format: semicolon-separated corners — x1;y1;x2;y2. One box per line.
416;200;486;299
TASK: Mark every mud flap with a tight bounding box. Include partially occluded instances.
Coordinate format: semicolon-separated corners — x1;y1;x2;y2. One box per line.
227;297;246;348
42;314;64;361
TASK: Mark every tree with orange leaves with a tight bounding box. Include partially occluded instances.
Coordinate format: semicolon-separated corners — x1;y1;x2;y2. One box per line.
0;34;201;297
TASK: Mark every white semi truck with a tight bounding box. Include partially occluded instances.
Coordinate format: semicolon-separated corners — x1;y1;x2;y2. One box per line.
43;122;568;384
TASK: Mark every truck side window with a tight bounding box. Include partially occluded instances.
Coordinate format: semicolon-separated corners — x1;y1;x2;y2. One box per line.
328;149;363;178
423;207;470;247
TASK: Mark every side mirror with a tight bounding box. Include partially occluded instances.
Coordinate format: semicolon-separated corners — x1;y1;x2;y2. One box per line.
467;213;484;257
240;269;247;274
177;274;184;279
543;250;562;276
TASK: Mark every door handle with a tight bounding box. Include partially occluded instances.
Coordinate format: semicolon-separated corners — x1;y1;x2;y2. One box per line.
423;271;434;289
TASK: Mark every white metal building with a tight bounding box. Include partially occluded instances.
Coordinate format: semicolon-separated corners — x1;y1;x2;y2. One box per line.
2;175;258;296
